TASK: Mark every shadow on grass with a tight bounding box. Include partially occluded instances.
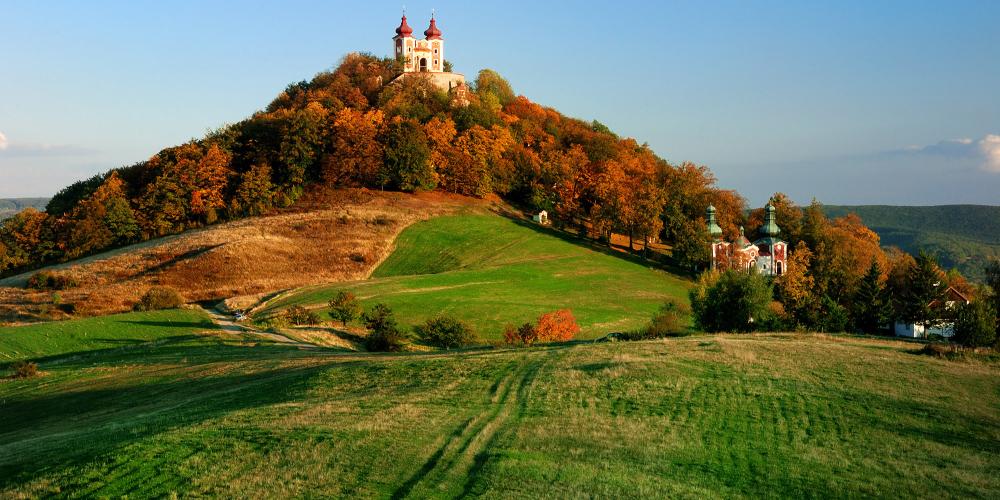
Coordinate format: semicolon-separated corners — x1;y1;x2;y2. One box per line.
0;353;343;490
121;320;217;329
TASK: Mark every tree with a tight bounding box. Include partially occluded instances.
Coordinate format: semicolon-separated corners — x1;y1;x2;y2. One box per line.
985;259;1000;336
690;270;774;332
535;309;580;342
63;172;139;259
414;316;476;349
384;119;435;191
362;303;408;352
328;291;361;327
323;108;385;186
953;300;997;347
474;69;516;107
503;323;539;346
899;251;947;326
775;241;819;328
231;163;275;216
852;261;888;334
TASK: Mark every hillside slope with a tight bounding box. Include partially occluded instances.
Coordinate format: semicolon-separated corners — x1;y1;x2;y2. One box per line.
1;325;997;497
260;213;691;339
0;189;479;322
824;204;1000;280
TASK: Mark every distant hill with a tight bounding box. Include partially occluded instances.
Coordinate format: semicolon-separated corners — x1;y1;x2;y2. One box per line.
0;198;49;219
823;204;1000;281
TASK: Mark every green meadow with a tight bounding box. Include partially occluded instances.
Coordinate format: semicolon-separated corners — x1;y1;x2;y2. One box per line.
259;214;691;339
0;308;216;363
1;327;998;497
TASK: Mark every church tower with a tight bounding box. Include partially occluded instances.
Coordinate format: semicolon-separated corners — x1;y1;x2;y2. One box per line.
394;13;445;73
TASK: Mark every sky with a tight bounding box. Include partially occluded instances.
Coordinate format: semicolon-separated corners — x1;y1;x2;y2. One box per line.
2;0;999;206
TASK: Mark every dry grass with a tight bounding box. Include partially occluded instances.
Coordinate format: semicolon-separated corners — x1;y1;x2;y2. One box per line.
0;188;486;322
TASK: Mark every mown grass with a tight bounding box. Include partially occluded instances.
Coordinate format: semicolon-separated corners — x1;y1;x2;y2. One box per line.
0;308;217;365
1;332;997;497
260;214;691;340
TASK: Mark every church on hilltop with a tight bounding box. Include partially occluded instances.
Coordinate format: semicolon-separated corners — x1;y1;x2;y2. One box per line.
392;13;468;101
707;204;788;276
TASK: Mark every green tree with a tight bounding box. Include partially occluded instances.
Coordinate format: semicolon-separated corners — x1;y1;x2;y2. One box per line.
362;303;408;352
414;316;476;349
952;300;997;347
852;261;888;334
690;270;774;332
384;119;435;191
899;251;947;326
328;291;361;327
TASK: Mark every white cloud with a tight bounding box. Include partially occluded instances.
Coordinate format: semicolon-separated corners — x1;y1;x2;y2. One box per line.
979;134;1000;173
0;132;7;150
891;134;1000;173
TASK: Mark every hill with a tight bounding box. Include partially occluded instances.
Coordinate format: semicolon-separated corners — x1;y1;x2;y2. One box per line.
823;205;1000;280
0;189;476;323
1;318;997;497
0;198;48;220
257;213;691;340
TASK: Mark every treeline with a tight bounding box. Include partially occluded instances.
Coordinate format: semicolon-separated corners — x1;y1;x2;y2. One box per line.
0;52;744;277
694;194;999;344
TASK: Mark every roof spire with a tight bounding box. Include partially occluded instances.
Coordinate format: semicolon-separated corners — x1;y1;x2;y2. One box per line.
760;204;781;237
395;12;414;38
424;11;442;39
706;205;723;242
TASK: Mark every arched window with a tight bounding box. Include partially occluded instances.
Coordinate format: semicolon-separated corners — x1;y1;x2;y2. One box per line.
776;261;783;275
419;58;428;72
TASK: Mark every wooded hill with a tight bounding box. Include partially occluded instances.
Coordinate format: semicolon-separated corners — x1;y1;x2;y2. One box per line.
823;205;1000;281
0;198;48;220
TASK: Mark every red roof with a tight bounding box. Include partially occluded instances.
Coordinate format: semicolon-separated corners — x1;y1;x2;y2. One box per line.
395;15;413;37
424;16;442;39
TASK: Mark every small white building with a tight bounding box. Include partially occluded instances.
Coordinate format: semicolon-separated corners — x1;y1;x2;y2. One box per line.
893;286;970;339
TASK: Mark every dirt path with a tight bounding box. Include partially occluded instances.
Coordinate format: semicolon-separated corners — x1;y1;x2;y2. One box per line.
199;306;316;348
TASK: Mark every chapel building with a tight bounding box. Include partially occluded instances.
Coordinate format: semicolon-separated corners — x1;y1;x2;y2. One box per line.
707;204;788;276
392;13;467;97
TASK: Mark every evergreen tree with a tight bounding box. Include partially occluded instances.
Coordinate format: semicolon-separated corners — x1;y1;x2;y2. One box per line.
899;251;947;326
853;261;888;334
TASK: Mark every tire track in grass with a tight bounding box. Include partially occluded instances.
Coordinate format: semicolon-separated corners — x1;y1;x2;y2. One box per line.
392;351;552;499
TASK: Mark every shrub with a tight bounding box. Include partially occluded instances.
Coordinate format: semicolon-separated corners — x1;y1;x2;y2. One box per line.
11;361;39;379
349;252;367;263
690;270;773;332
645;299;690;338
26;271;78;291
953;300;997;348
503;323;539;347
415;316;476;349
328;291;361;326
362;303;409;352
285;305;321;325
535;309;580;342
134;286;185;311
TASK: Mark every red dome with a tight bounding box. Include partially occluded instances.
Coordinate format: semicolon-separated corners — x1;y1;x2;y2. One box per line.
395;16;413;37
424;16;442;40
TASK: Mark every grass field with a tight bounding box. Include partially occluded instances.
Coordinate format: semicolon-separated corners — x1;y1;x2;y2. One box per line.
1;327;997;497
0;308;216;364
258;214;691;340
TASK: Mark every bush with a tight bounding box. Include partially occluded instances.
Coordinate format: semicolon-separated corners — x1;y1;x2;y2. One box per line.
645;299;690;338
285;305;321;325
503;323;539;347
362;303;409;352
535;309;580;342
690;270;773;332
328;291;361;326
415;316;476;349
26;271;78;291
953;300;997;348
134;286;184;311
11;361;39;379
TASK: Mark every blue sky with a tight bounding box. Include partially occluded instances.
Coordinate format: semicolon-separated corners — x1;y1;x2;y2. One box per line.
2;0;998;205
